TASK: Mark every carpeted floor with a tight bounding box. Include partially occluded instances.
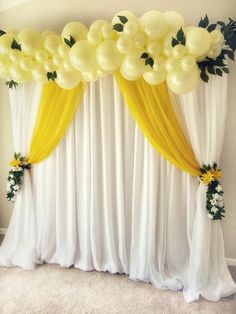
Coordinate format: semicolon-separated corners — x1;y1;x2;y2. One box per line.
0;235;236;314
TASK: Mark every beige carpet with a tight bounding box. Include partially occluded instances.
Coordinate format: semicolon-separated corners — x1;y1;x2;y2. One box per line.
0;234;236;314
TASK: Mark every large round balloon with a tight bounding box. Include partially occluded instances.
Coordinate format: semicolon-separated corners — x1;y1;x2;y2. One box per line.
180;55;196;71
17;28;43;56
9;64;32;83
164;11;185;33
123;20;139;37
70;40;97;72
32;65;48;83
116;35;133;54
167;65;200;94
0;33;15;54
62;21;88;41
120;50;145;80
20;57;35;71
112;11;136;26
147;41;161;57
87;29;102;45
9;50;23;63
139;11;168;40
35;49;49;63
58;43;70;57
56;68;80;89
186;27;211;57
44;34;62;54
90;20;110;31
96;40;121;71
133;32;147;49
143;69;167;85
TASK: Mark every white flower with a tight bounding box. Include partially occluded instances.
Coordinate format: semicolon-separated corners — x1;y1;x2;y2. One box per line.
16;167;22;172
13;185;18;191
218;195;223;202
10;174;14;178
216;184;223;192
10;180;14;185
208;213;214;220
213;193;220;200
212;206;218;213
218;201;224;208
210;199;217;206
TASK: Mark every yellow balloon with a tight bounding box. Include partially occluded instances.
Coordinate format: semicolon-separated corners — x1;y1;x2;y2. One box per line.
101;25;116;40
0;33;15;54
162;32;175;57
87;29;102;45
9;64;32;83
133;32;147;49
207;45;222;59
56;68;80;89
164;11;185;33
123;20;139;37
44;60;56;72
63;58;74;71
20;57;35;71
153;56;166;71
143;69;167;85
96;40;121;71
70;40;97;72
42;31;56;38
53;54;63;67
120;50;145;80
62;21;88;41
139;11;168;40
82;70;99;82
186;27;211;57
44;34;62;54
147;41;162;57
112;11;136;25
180;55;196;71
9;50;23;63
90;20;110;31
167;66;200;95
0;55;11;67
0;63;10;79
172;44;186;59
165;57;180;72
58;43;70;57
116;35;134;54
17;28;43;56
32;65;48;83
35;49;49;63
210;30;224;45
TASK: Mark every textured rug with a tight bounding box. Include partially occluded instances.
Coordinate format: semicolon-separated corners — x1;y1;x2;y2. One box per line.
0;263;236;314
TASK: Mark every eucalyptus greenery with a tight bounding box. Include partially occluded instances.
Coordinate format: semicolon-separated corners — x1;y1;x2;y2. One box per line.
6;80;18;89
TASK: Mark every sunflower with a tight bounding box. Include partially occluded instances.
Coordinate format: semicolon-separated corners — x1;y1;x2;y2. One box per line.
201;171;214;185
211;169;223;180
9;158;22;169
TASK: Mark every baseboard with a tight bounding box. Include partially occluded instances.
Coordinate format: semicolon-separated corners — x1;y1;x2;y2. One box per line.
0;228;7;235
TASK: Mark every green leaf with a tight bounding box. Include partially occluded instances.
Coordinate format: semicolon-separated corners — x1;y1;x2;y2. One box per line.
207;24;217;32
145;58;149;66
176;27;184;42
140;52;148;59
207;67;216;75
11;38;21;50
217;21;225;27
113;23;124;32
172;37;179;47
148;57;154;68
69;35;76;46
200;70;209;83
227;50;235;60
117;15;128;24
216;68;222;76
198;15;209;28
6;80;18;89
222;67;229;73
64;37;72;47
14;153;17;159
0;30;6;36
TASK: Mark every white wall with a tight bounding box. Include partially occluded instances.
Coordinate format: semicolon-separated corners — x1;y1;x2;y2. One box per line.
0;0;235;258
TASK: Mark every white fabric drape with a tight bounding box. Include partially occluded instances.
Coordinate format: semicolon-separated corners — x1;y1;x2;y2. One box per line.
175;74;236;302
0;76;235;302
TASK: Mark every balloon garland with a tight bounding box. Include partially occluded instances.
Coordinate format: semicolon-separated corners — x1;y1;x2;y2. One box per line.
0;11;235;94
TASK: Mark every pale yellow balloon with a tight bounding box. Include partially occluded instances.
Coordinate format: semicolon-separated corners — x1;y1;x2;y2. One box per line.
9;64;32;83
172;44;186;59
5;28;18;36
42;31;56;38
32;65;48;83
123;20;139;37
35;49;49;63
44;60;56;72
165;57;181;72
167;66;200;95
143;69;167;85
90;20;110;31
96;40;121;71
120;50;145;80
0;65;10;79
112;11;136;26
153;56;166;71
139;11;168;40
58;43;70;58
162;32;175;57
186;27;211;57
17;28;43;56
180;55;196;71
210;29;224;46
133;32;147;49
87;29;102;45
9;50;24;63
116;35;134;54
82;70;99;82
20;57;35;71
53;54;63;67
101;25;115;40
164;11;185;33
70;40;97;72
207;45;222;59
44;34;62;54
56;68;80;89
63;58;74;71
0;55;11;67
147;41;162;57
0;33;15;54
62;21;88;41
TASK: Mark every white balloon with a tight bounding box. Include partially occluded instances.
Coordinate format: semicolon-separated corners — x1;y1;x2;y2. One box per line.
143;69;167;85
96;40;121;71
56;68;80;89
120;50;145;80
62;21;88;41
70;40;97;72
186;27;211;57
164;11;185;33
139;11;168;40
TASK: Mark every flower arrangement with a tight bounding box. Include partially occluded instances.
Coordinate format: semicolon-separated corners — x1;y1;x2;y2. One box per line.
199;163;225;220
6;153;31;202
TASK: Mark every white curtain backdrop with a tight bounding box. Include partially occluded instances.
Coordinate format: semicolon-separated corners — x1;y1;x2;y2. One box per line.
0;75;235;302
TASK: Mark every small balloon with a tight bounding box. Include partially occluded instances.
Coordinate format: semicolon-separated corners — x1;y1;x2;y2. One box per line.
70;40;97;72
44;34;62;54
53;54;63;67
143;69;167;85
147;41;162;57
186;27;211;57
82;70;99;82
0;33;15;54
20;57;35;71
9;64;32;83
207;45;222;59
123;20;139;37
133;32;147;49
139;11;168;40
165;57;180;72
101;24;115;40
58;43;70;57
90;20;110;31
180;55;196;71
210;29;224;46
164;11;185;33
62;21;88;41
9;50;23;63
96;40;121;71
153;56;166;71
120;50;145;80
63;58;74;71
17;28;43;56
56;68;81;89
44;60;56;72
116;35;134;54
35;49;49;63
172;44;186;59
87;29;102;45
32;65;48;83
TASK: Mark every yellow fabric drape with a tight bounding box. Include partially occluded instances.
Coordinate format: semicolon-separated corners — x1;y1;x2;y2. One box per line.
115;71;200;176
28;81;87;164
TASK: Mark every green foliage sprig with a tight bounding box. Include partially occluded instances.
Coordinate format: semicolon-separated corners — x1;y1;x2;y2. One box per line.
172;27;186;47
0;30;6;36
47;71;57;81
11;38;21;50
6;80;18;89
140;52;154;68
64;35;76;47
113;15;128;32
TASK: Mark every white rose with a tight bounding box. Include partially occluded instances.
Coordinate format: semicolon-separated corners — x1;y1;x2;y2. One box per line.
216;184;223;192
218;201;224;208
10;174;14;178
212;206;218;213
10;180;14;185
210;199;217;206
218;195;223;202
213;193;219;200
208;213;214;220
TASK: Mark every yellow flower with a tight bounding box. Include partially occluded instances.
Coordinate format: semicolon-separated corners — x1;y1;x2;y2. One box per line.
10;158;21;169
201;171;214;185
211;169;223;180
